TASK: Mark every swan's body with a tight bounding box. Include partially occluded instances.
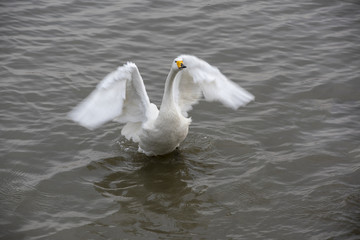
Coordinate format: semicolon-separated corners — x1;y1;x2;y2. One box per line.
69;55;254;156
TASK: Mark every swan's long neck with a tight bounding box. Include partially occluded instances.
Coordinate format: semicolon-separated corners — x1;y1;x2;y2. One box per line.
160;68;178;112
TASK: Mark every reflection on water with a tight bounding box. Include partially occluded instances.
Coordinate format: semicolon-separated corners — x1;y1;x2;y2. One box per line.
92;151;205;234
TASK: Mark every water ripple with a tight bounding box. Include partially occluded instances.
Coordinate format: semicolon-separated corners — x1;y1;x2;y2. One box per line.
1;0;360;239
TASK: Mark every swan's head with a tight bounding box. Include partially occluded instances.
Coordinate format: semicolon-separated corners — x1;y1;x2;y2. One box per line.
173;57;187;70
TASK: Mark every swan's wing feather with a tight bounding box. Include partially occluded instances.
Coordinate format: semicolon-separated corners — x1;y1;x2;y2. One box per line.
176;55;254;116
68;62;151;130
174;70;202;117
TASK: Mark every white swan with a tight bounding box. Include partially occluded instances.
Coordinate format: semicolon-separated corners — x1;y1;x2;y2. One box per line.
69;55;254;156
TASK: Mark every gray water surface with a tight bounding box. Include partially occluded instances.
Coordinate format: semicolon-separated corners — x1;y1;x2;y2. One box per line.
1;0;360;239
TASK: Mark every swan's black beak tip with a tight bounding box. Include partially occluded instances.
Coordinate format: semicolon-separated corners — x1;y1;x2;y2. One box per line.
176;60;187;69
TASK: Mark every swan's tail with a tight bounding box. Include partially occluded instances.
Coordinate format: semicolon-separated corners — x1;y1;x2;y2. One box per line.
121;122;142;142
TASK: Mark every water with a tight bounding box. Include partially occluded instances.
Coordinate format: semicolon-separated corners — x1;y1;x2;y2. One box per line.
1;0;360;239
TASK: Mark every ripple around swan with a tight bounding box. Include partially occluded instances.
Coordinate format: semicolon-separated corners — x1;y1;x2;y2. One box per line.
1;0;360;239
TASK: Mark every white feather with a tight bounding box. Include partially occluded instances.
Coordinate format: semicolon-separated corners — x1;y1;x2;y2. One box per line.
174;55;255;117
68;62;152;130
68;55;254;156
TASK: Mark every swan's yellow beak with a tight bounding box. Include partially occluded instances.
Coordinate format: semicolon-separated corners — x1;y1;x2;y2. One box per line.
176;60;186;69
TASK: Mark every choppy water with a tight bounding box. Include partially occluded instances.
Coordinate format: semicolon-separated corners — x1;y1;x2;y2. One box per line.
1;0;360;239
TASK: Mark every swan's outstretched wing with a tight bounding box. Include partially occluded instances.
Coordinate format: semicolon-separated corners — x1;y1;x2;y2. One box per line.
174;55;254;117
68;62;153;130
